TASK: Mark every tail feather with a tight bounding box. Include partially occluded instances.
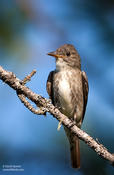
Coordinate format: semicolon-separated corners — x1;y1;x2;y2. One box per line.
64;127;80;169
70;136;80;169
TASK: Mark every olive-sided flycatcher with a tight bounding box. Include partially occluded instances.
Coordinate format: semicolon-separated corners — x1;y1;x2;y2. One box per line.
46;44;89;169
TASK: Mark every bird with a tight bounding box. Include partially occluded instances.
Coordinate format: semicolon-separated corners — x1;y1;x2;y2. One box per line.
46;44;89;169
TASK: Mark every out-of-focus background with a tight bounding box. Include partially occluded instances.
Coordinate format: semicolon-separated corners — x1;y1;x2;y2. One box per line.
0;0;114;175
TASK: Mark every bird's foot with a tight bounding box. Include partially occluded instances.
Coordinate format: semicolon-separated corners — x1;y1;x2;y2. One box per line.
57;120;63;131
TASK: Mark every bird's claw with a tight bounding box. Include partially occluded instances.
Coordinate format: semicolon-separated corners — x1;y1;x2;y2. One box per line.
57;120;62;131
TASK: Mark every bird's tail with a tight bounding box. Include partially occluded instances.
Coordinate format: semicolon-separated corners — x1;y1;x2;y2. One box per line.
64;127;80;169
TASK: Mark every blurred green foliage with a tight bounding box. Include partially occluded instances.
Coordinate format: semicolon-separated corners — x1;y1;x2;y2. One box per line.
0;0;28;44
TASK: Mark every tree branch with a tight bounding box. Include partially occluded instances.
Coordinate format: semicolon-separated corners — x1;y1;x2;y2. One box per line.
17;69;47;115
0;65;114;166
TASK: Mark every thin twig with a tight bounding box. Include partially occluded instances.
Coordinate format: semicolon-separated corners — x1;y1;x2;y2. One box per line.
17;69;47;115
22;69;36;85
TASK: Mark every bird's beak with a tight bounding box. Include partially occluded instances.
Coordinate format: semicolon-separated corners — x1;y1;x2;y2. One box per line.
47;51;59;58
47;51;65;59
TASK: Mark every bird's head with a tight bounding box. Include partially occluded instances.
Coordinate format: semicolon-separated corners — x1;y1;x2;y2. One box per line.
47;44;81;70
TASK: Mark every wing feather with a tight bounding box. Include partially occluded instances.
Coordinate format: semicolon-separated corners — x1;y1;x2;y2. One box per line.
46;71;54;103
82;71;89;120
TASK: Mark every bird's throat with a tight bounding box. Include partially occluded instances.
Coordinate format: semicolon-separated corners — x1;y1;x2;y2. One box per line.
56;58;70;71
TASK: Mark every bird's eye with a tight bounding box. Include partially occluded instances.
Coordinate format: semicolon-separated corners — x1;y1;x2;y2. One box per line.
66;51;70;56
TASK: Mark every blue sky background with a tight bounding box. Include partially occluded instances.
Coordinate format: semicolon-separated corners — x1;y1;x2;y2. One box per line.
0;0;114;175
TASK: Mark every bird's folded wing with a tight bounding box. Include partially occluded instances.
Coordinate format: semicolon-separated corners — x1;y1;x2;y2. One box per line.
82;71;89;120
46;71;54;103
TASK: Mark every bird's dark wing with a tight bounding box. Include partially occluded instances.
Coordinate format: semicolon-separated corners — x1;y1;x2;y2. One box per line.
82;71;89;120
46;71;54;103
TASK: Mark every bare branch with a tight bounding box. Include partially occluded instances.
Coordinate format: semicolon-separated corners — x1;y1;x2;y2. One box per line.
21;69;36;85
0;65;114;166
17;69;47;115
17;93;47;115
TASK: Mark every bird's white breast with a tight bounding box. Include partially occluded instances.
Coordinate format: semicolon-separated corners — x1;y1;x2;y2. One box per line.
59;72;71;102
58;71;72;116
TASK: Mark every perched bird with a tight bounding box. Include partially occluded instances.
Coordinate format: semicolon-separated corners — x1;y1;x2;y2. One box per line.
46;44;89;169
